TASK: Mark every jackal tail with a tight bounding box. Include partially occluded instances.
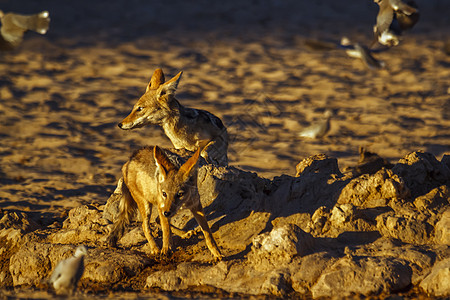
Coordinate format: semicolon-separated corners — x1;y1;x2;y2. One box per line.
106;181;137;247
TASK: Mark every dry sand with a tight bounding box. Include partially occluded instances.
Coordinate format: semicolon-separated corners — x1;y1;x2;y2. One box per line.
0;0;449;296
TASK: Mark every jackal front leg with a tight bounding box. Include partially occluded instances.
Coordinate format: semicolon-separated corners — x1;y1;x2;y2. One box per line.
140;204;159;256
191;204;223;261
158;209;173;256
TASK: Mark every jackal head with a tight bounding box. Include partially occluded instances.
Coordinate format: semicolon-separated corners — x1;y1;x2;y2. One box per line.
118;69;182;130
153;146;201;218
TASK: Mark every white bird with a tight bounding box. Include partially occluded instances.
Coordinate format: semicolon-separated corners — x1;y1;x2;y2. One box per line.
49;245;87;295
298;110;332;139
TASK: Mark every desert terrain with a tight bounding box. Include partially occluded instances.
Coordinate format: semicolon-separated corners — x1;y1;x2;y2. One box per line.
0;0;449;298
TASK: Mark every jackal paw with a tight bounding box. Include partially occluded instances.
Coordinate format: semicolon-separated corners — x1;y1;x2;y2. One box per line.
145;245;160;257
160;247;173;258
180;229;196;239
213;253;224;262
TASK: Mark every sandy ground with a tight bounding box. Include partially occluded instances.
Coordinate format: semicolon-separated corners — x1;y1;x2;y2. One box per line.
0;0;449;271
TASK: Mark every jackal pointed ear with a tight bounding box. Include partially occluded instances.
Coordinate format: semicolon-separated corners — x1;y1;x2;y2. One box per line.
179;147;201;180
146;68;165;92
153;146;174;182
159;71;182;98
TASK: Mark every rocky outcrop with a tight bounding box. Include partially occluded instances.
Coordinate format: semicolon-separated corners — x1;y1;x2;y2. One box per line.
419;258;450;297
0;151;449;298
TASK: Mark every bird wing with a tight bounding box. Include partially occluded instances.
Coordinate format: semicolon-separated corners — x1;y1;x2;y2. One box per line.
389;0;417;15
376;2;395;35
354;44;385;69
10;12;49;34
0;13;27;45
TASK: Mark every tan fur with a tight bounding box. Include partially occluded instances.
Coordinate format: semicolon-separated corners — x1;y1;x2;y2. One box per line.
107;146;222;261
119;68;228;166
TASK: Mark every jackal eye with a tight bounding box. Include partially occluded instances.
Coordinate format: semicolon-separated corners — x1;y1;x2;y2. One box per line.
136;106;143;112
177;191;184;198
162;191;167;198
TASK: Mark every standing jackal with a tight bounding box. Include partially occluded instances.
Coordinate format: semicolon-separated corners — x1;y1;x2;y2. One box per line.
107;146;223;261
119;68;228;166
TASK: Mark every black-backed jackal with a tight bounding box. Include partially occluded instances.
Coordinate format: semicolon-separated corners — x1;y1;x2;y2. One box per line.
118;68;228;166
107;146;222;261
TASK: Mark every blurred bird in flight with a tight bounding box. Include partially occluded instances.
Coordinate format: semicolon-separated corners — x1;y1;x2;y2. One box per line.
0;10;50;50
298;110;332;139
372;0;419;48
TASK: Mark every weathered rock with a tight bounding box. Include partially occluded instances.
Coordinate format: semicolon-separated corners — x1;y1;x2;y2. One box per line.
258;271;291;297
442;154;450;172
434;207;450;245
0;209;39;232
392;151;450;198
63;205;110;230
419;258;450;297
350;147;393;176
48;205;110;244
376;211;433;245
9;243;72;287
270;213;311;232
353;238;436;285
217;211;270;252
307;206;331;236
146;261;228;291
289;154;347;215
3;151;450;298
337;168;410;207
0;210;42;288
117;227;147;248
82;248;151;285
0;210;40;247
308;204;388;239
311;256;412;298
102;180;124;223
323;203;378;237
289;252;338;294
248;224;315;269
295;154;342;177
414;185;450;212
9;242;151;288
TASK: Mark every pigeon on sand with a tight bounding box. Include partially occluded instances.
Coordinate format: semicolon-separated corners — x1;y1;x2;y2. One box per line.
49;245;87;295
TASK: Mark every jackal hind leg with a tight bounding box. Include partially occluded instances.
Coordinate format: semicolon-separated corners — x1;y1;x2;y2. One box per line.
191;204;223;261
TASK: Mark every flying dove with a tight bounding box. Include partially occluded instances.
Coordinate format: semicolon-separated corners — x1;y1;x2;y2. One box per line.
0;10;50;51
372;0;419;47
